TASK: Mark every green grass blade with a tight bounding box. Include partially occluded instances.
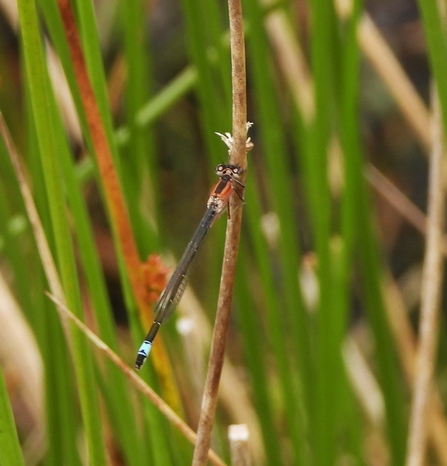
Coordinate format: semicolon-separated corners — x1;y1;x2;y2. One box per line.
242;2;312;463
358;193;407;465
305;1;339;461
0;368;25;466
22;106;81;466
17;0;107;464
120;0;159;255
235;248;288;464
180;0;231;156
417;1;447;137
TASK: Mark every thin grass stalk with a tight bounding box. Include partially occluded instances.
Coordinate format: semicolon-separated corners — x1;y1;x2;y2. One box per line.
0;113;64;334
192;0;248;463
46;294;228;466
354;12;431;150
335;0;431;151
228;424;250;466
369;164;447;255
382;272;447;465
115;67;198;147
357;160;407;465
406;91;446;466
10;30;66;333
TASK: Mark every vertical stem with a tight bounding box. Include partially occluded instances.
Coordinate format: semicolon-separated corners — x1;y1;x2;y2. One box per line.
228;0;248;168
229;424;251;466
406;89;446;466
192;0;248;464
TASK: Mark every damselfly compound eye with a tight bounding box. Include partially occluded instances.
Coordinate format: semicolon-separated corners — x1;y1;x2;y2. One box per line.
215;164;224;175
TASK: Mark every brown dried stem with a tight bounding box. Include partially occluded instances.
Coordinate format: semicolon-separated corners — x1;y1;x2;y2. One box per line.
45;293;227;466
191;0;249;464
228;424;251;466
406;92;446;466
367;166;447;257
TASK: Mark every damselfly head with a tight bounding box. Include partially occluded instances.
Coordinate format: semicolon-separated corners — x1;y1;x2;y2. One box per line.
215;164;243;179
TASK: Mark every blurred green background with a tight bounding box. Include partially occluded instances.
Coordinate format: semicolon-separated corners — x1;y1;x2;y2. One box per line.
0;0;445;465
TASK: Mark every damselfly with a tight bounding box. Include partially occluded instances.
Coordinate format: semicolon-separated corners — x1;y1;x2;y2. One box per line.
135;164;244;370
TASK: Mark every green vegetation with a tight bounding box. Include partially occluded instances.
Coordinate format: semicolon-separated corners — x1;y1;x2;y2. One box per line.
0;0;445;465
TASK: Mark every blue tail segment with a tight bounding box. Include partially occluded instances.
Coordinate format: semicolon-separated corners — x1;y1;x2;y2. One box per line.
135;341;152;370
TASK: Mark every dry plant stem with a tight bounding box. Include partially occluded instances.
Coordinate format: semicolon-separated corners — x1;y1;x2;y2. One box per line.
334;0;431;150
228;425;251;466
367;166;447;256
192;211;244;466
356;14;430;151
192;0;248;464
383;274;447;465
406;92;446;466
367;166;427;235
227;0;249;168
44;294;227;466
179;290;265;464
56;0;148;317
346;273;447;465
263;0;314;121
